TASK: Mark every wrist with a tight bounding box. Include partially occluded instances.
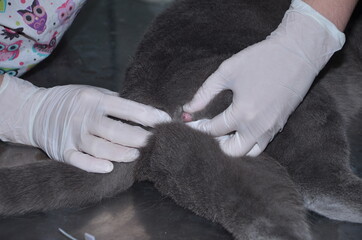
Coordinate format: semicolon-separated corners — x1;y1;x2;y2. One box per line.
268;0;345;73
302;0;359;31
290;0;345;46
0;74;43;146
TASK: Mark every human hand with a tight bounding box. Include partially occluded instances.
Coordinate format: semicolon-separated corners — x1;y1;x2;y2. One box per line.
0;75;171;173
183;0;345;157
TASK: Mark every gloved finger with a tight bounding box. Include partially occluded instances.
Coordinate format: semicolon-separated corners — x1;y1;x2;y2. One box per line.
216;132;256;157
246;134;271;157
183;71;227;113
80;134;140;163
65;149;114;173
245;144;262;157
185;105;236;136
102;95;171;127
90;117;152;148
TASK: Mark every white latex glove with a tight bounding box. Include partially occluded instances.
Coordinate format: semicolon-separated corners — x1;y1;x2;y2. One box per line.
0;74;171;173
183;0;345;157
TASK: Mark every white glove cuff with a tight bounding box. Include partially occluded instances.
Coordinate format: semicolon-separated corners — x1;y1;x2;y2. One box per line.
290;0;346;47
0;74;41;146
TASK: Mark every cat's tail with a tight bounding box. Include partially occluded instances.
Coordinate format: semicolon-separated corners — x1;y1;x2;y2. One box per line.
137;123;312;240
0;160;136;216
303;171;362;223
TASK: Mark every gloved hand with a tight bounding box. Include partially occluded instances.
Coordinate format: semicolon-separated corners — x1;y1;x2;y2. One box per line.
183;0;345;157
0;74;171;173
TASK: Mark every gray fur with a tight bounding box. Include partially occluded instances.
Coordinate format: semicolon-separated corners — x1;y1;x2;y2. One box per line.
0;0;361;239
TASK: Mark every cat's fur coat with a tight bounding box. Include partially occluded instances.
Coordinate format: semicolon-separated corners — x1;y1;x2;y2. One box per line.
0;0;361;239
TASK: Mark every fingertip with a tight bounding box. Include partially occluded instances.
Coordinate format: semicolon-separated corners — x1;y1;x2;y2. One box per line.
136;130;153;147
126;149;140;162
245;144;262;157
182;93;207;114
183;98;205;113
246;134;271;157
186;113;232;137
84;160;114;174
102;161;114;173
66;150;114;173
156;109;172;123
185;119;211;134
145;109;172;127
182;102;194;113
184;70;227;113
113;148;140;163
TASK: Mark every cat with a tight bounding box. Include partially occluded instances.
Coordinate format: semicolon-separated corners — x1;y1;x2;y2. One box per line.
0;0;361;239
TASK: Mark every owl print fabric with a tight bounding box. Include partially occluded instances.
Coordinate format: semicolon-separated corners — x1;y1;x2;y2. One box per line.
0;0;86;77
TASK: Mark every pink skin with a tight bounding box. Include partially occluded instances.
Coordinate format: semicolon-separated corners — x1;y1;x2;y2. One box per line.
182;112;193;122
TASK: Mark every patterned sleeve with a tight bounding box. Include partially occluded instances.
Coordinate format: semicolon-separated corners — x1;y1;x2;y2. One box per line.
0;0;86;77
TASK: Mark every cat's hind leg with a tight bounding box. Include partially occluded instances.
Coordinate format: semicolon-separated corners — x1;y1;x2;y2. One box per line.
137;123;312;240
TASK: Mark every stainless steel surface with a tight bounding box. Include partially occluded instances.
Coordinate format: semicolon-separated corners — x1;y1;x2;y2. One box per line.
0;0;361;239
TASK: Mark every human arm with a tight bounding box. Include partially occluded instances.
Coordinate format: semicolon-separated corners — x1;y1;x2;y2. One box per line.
303;0;358;31
0;74;171;173
183;0;358;157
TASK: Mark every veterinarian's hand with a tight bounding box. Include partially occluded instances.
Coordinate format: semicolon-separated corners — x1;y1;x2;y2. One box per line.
0;75;171;173
183;0;345;157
